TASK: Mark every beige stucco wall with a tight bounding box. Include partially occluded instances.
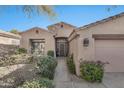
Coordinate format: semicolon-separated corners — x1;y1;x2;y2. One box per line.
69;35;80;75
48;23;75;38
70;15;124;75
78;16;124;60
0;36;20;45
20;28;55;56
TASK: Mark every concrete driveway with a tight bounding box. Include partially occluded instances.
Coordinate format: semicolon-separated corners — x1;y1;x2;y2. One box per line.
54;58;124;88
103;72;124;88
70;72;124;88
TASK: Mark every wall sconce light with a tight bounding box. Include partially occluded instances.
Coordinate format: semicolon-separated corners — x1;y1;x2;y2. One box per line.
36;30;39;34
83;38;89;47
61;24;63;28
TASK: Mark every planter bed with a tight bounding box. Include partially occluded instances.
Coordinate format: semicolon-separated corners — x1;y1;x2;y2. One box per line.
0;54;33;67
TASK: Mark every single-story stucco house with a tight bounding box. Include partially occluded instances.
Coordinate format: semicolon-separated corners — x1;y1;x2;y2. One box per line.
0;30;21;57
69;12;124;75
19;12;124;76
0;30;20;45
20;22;75;56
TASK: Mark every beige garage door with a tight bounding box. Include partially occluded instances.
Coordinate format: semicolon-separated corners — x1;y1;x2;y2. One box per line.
95;40;124;72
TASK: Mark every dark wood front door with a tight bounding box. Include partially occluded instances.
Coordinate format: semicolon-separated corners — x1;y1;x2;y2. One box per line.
56;38;68;57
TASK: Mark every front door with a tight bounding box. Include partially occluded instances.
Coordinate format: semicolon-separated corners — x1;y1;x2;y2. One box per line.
60;43;65;56
56;38;68;57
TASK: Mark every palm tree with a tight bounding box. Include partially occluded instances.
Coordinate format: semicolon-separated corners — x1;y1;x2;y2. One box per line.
22;5;56;18
0;5;56;18
107;5;117;12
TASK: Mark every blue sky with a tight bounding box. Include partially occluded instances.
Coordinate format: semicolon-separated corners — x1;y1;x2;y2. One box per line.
0;5;124;32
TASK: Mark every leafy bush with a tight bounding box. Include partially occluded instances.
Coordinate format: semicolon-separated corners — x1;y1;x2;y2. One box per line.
20;78;54;88
37;56;57;79
66;54;76;74
47;50;54;57
80;60;107;82
10;29;20;34
0;55;16;66
16;48;27;54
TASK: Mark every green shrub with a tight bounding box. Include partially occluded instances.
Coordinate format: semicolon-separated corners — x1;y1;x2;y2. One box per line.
16;48;27;54
0;56;16;66
37;56;57;79
47;50;54;57
80;60;106;82
66;54;76;74
20;78;54;88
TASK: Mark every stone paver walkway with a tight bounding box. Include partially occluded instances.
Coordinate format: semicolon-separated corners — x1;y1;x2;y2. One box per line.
54;57;124;88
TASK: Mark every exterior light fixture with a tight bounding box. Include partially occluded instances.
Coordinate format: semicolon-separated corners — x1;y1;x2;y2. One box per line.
83;38;89;47
61;24;63;28
36;30;39;34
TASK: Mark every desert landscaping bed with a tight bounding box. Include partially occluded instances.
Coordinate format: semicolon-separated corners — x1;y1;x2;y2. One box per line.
0;54;33;67
0;63;38;88
0;49;57;88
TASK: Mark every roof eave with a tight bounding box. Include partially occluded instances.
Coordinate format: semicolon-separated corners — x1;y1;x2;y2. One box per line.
76;12;124;31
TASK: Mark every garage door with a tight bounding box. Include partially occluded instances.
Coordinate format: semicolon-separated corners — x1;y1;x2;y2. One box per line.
95;40;124;72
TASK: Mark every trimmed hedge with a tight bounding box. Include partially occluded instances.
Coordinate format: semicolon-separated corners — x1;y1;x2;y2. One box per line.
47;50;54;57
16;48;27;54
20;78;54;88
66;54;76;74
37;56;57;79
80;60;106;82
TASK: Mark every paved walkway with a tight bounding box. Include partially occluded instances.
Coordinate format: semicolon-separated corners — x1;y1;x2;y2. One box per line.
54;57;124;88
54;57;106;88
54;57;74;88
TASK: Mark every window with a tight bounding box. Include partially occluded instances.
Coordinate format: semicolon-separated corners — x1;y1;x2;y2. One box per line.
83;38;89;47
31;39;45;55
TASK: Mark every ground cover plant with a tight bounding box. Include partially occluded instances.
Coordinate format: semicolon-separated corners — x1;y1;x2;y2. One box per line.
16;48;27;54
66;54;76;74
37;56;57;79
47;50;54;57
20;78;54;88
80;59;108;82
0;54;33;67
